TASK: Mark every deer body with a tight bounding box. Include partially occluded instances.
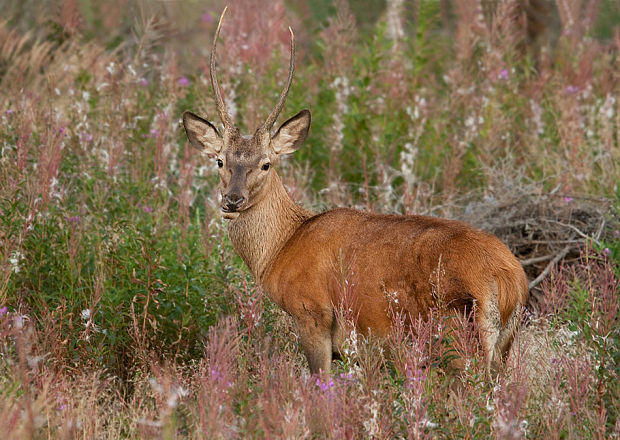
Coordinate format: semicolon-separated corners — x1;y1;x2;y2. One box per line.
183;7;528;374
226;170;528;373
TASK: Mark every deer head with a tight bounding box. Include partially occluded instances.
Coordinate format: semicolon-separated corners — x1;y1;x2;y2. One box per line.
183;7;311;220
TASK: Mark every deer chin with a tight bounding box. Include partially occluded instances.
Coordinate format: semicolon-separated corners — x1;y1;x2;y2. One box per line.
221;210;241;220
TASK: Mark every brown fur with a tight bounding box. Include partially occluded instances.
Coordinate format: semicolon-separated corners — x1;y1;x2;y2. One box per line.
208;166;528;375
182;9;529;374
252;182;529;373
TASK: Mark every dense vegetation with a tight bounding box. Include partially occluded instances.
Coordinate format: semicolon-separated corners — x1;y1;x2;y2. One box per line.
0;0;618;438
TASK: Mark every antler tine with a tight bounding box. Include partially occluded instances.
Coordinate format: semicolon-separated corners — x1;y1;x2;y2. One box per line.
262;26;295;131
211;6;233;128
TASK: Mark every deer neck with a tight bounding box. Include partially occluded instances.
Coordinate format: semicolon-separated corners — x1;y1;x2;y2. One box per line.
227;171;312;283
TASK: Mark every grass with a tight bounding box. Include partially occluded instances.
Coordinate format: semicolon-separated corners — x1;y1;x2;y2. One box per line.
0;0;619;438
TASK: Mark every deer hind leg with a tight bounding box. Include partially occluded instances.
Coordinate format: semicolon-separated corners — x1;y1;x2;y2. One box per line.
495;304;522;364
330;313;346;360
295;306;333;374
478;284;502;375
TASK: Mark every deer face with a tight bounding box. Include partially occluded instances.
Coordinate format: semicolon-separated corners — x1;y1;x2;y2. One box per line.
183;110;310;219
182;7;310;219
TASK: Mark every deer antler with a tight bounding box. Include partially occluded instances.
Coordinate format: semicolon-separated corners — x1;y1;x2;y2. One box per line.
211;6;234;128
262;27;295;132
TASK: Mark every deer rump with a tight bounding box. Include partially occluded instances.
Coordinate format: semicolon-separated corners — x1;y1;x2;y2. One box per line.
262;208;528;373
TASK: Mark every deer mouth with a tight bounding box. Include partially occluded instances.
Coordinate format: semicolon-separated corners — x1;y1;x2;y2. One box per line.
222;211;240;220
221;206;242;220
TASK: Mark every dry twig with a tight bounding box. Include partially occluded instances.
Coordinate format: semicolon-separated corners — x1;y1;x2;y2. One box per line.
528;245;572;290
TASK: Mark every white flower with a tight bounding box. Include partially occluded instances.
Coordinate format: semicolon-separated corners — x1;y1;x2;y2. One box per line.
14;315;24;329
27;355;44;369
8;251;24;273
422;418;437;428
167;385;189;408
363;399;381;438
149;377;163;394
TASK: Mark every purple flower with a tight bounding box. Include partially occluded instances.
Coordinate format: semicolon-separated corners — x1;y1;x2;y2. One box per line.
315;377;335;392
65;215;81;224
6;109;13;114
563;196;574;203
59;127;66;134
339;372;354;381
139;78;148;86
146;128;158;139
80;132;93;142
202;11;214;23
58;404;67;411
602;248;611;257
0;306;7;316
499;69;509;80
210;368;223;381
565;85;579;94
406;368;427;386
178;76;190;87
143;205;153;213
614;230;620;238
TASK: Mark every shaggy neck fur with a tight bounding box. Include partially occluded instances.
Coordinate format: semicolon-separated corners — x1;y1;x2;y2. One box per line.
227;171;312;283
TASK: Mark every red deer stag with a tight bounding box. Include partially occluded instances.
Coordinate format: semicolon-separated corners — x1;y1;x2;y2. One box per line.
183;7;529;375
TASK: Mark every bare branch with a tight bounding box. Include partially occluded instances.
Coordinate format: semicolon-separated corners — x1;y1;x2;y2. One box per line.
594;218;605;241
528;245;572;290
543;219;601;246
520;254;554;266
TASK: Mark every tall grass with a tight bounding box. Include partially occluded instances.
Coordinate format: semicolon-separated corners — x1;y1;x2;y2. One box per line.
0;0;618;438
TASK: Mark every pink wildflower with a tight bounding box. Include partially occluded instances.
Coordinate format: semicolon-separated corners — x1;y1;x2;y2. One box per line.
565;85;579;94
315;377;335;392
202;11;214;23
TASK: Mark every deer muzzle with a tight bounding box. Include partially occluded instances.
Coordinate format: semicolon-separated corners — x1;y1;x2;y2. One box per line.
223;193;245;212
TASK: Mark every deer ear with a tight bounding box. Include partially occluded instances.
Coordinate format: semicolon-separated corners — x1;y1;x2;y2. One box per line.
183;111;223;154
271;110;311;155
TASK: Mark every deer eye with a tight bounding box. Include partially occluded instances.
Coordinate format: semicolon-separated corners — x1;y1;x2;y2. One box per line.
217;159;223;168
262;163;271;171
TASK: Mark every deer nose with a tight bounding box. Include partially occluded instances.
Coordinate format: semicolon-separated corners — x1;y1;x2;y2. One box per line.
224;194;245;211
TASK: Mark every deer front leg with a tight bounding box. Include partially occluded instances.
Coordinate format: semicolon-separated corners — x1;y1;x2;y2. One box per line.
295;306;333;374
